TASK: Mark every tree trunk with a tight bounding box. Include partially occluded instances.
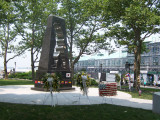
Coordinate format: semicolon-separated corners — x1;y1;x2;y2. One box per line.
4;23;9;79
31;24;35;81
4;55;8;79
133;54;137;88
136;40;142;90
69;15;74;79
71;63;75;84
133;28;142;90
31;47;35;81
70;34;73;79
4;41;8;79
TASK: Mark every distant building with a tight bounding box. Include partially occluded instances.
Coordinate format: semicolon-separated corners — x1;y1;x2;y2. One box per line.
75;42;160;85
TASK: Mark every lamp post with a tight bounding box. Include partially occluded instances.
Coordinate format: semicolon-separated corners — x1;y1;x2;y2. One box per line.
120;69;125;90
14;62;16;72
99;63;102;82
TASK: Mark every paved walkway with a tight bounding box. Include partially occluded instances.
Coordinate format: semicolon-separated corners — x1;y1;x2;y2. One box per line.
0;85;152;110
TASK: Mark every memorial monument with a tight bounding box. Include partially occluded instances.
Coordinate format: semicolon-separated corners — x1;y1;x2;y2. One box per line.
32;15;73;91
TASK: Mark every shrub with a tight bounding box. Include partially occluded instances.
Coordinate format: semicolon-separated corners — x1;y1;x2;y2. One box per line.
90;78;98;86
115;74;121;83
8;72;32;80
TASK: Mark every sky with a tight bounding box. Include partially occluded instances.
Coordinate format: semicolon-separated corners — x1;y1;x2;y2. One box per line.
0;34;159;70
0;51;32;69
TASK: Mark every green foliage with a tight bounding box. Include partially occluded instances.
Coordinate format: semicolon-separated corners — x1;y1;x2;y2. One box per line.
105;0;160;52
115;74;121;83
14;0;58;80
105;0;160;89
15;0;57;50
0;1;26;79
41;73;60;92
8;72;32;80
76;72;91;91
90;78;98;86
58;0;113;70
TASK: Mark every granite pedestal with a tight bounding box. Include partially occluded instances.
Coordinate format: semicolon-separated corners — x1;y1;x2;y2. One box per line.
153;92;160;114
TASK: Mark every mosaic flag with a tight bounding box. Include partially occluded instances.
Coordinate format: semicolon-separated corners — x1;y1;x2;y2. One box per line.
65;81;68;84
61;81;64;84
41;81;43;84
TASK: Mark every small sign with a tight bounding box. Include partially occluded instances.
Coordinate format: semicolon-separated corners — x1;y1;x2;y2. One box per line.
35;80;38;84
66;73;71;78
140;70;148;74
110;71;119;74
38;81;41;83
69;81;72;84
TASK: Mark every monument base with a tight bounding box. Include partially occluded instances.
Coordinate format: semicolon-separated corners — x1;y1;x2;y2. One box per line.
31;87;75;91
34;70;74;91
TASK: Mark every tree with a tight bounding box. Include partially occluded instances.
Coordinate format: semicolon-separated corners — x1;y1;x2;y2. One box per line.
115;74;121;83
106;0;160;90
14;0;58;80
58;0;113;78
0;1;26;79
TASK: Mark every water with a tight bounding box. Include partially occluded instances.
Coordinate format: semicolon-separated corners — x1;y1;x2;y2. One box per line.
0;66;37;72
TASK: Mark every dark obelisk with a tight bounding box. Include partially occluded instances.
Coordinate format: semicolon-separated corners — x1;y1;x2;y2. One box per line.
32;15;72;90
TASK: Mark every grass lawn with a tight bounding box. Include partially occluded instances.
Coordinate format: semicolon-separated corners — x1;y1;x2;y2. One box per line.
0;102;160;120
118;86;160;100
0;79;34;86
